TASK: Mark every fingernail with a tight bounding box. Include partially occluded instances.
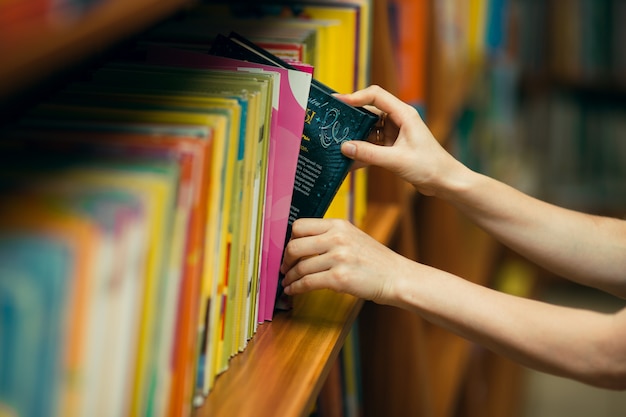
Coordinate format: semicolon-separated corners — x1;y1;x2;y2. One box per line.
342;142;356;158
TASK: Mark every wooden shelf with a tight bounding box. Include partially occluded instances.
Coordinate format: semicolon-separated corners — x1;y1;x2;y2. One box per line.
197;203;401;417
0;0;194;100
197;291;363;417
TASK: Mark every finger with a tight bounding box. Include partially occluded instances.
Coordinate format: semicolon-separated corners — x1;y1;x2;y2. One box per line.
280;235;323;274
281;219;334;274
281;252;331;288
290;217;331;238
341;140;394;167
283;270;331;296
333;85;415;126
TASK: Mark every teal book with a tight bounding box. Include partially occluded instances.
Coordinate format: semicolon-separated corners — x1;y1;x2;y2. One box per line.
209;32;379;309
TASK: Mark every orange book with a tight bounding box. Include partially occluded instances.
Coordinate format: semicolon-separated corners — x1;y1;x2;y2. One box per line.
389;0;430;110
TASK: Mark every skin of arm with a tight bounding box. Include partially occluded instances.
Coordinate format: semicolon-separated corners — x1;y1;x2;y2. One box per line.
339;85;626;297
280;85;626;389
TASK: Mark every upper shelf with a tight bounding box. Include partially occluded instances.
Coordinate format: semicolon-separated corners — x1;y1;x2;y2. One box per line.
0;0;193;100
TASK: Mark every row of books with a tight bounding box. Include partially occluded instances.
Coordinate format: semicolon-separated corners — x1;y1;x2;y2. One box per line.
521;93;626;213
0;2;377;417
435;0;510;65
517;0;626;83
452;68;626;216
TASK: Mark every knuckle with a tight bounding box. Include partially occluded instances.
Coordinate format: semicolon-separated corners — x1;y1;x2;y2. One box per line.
293;261;307;277
298;277;315;292
284;239;297;256
331;247;351;264
291;219;304;235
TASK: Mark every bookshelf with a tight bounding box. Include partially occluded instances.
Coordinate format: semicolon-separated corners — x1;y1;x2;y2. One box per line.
515;0;626;215
357;1;525;417
0;0;523;416
1;1;405;416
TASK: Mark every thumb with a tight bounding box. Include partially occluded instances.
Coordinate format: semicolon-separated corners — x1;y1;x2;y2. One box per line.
341;140;391;169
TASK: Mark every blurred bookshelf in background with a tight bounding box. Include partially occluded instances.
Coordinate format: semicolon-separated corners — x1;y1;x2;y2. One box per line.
448;0;626;216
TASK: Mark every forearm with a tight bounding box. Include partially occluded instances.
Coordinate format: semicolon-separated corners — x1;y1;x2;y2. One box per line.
391;264;626;389
434;165;626;297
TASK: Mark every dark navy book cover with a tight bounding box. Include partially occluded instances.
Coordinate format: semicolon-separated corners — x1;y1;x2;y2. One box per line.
289;83;376;223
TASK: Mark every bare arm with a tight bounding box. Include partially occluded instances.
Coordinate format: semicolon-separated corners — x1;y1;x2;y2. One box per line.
337;86;626;297
439;168;626;297
395;256;626;390
280;218;626;389
280;85;626;388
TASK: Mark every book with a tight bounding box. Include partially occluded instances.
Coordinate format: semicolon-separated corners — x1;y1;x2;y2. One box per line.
388;0;430;111
208;32;379;308
0;138;161;417
58;161;180;417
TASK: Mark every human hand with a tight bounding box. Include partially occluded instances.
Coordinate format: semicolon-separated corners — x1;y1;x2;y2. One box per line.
336;85;468;197
280;218;413;304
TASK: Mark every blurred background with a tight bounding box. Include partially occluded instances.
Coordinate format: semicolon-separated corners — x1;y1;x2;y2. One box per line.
1;0;625;416
442;0;626;415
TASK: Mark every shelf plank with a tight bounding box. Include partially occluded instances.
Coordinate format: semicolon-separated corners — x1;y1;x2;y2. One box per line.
197;203;400;417
197;291;363;417
0;0;193;100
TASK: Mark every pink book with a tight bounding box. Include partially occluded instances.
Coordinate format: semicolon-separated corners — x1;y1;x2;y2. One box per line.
146;45;311;322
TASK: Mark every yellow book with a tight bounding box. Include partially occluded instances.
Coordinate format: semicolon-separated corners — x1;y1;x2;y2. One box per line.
467;0;489;67
301;3;360;223
299;3;359;93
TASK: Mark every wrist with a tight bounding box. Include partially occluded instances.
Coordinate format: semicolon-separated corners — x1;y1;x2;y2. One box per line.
384;259;431;311
430;160;477;202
